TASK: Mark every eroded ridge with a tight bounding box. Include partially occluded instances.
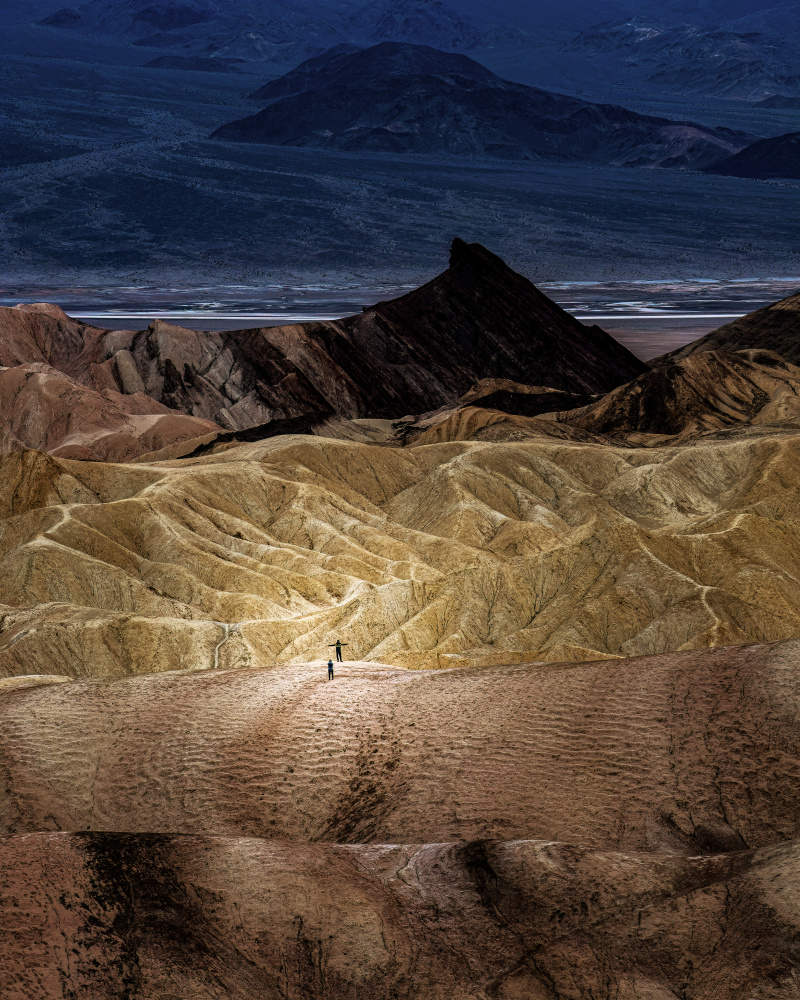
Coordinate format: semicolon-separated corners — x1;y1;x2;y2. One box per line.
3;429;800;677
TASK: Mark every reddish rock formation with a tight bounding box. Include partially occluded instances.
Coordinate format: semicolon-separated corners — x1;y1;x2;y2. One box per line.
0;361;220;462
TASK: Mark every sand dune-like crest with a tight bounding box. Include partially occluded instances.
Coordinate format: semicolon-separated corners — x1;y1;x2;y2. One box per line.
2;642;799;848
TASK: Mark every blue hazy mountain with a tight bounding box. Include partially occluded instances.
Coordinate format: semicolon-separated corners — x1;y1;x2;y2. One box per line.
40;0;220;34
704;131;800;178
212;42;750;167
30;0;799;100
39;0;347;66
567;14;800;100
1;0;797;291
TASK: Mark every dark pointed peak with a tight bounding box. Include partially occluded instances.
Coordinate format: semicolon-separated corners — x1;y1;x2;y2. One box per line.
448;238;507;271
449;237;471;266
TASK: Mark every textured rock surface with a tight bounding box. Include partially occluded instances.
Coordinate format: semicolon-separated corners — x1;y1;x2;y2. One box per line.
398;349;800;446
2;641;800;847
3;830;800;1000
653;290;800;366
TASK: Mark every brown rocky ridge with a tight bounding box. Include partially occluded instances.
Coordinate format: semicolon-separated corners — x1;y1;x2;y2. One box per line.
548;348;800;445
653;288;800;366
0;241;647;462
391;347;800;448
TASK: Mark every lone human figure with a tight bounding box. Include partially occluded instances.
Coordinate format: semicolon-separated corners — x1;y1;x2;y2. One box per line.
329;639;348;663
327;658;334;681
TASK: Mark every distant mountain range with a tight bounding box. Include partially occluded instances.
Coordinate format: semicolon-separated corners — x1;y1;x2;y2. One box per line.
212;42;750;167
568;14;800;100
36;0;800;99
41;0;345;65
38;0;517;66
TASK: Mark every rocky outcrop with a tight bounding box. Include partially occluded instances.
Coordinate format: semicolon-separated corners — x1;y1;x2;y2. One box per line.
0;242;647;449
312;239;648;407
213;41;748;167
455;379;595;413
550;348;800;444
653;289;800;365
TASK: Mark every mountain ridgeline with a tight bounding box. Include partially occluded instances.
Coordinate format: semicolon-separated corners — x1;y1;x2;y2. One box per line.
0;240;648;459
36;0;800;101
212;42;750;167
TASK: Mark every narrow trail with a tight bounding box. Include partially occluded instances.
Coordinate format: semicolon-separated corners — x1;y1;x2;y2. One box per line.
211;622;239;670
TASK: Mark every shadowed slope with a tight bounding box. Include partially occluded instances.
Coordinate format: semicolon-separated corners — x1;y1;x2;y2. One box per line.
248;41;497;101
3;830;799;999
396;350;800;447
337;238;647;400
704;130;800;178
653;290;800;366
550;349;800;444
2;641;800;850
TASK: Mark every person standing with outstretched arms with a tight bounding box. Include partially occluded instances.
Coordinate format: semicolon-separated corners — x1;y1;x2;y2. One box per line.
329;639;348;662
